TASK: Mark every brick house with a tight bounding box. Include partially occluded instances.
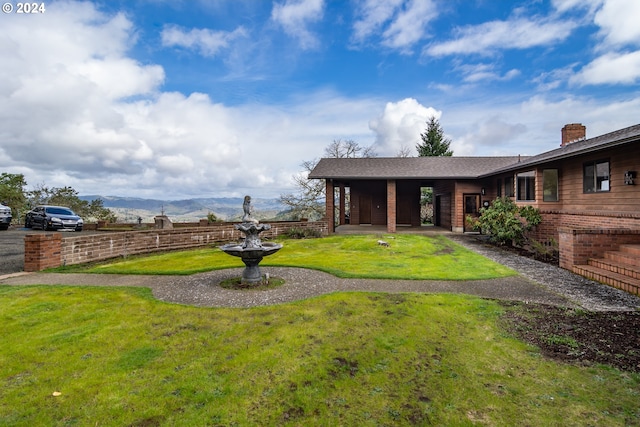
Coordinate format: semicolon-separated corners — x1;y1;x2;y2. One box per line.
309;123;640;295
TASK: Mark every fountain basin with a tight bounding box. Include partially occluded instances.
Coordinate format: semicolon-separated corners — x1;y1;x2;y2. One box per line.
219;241;283;284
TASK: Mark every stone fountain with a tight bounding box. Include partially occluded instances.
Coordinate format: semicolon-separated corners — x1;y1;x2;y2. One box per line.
219;196;283;285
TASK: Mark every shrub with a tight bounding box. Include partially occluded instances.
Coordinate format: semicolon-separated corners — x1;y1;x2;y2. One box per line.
529;238;559;262
468;197;541;246
283;226;322;239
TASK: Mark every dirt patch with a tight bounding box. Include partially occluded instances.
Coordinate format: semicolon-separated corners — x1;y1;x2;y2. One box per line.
500;301;640;372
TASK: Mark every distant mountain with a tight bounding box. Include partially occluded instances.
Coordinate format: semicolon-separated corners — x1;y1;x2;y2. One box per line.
80;195;289;223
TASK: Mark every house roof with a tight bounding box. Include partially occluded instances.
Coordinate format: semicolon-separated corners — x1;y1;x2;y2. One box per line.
309;123;640;181
484;123;640;176
308;156;525;180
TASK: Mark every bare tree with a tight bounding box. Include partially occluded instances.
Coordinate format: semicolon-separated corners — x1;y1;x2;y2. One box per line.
324;139;377;158
396;145;412;158
279;140;376;220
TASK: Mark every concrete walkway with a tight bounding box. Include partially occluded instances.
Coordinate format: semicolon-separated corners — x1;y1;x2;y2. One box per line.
2;234;639;311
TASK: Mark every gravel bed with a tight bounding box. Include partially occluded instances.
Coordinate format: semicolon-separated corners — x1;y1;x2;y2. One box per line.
448;234;640;312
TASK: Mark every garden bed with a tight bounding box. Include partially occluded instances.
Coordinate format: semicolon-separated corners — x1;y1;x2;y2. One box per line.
501;301;640;372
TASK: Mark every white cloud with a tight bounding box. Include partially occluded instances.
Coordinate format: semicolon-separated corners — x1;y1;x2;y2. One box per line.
380;0;437;51
424;15;576;57
271;0;324;50
571;51;640;85
0;0;383;199
457;63;521;83
594;0;640;48
352;0;403;42
569;0;640;86
453;118;527;156
352;0;437;52
368;98;440;156
551;0;604;14
440;93;640;158
1;0;637;201
161;25;248;57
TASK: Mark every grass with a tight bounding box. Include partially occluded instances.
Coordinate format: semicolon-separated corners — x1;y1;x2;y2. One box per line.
1;286;638;426
71;234;516;280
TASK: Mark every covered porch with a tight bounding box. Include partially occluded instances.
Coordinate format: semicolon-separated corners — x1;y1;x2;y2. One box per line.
334;224;455;235
309;156;522;235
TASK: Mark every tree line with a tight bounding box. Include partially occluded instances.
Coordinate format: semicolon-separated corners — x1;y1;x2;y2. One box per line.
0;173;116;224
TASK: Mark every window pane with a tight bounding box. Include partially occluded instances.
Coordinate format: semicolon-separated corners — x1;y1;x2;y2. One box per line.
516;171;535;201
584;164;595;192
596;161;609;191
505;176;514;197
583;160;609;193
543;169;558;202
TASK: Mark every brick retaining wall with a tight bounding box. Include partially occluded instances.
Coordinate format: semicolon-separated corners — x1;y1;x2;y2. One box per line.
24;221;328;272
529;210;640;244
558;228;640;270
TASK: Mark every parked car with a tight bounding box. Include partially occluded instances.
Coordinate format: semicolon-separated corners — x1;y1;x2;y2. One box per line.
0;203;11;230
25;205;83;231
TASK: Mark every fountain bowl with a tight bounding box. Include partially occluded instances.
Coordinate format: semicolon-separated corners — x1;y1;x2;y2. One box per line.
219;241;283;284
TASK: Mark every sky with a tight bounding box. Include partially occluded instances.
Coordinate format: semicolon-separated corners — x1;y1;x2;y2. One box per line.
1;0;639;200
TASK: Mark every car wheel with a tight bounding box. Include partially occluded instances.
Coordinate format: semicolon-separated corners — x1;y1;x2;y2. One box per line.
42;220;48;231
75;226;83;232
25;216;32;228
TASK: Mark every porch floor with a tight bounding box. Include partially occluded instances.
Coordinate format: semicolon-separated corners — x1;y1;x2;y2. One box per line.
334;224;459;235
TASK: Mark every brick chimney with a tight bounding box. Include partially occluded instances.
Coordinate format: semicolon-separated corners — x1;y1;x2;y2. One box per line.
561;123;586;147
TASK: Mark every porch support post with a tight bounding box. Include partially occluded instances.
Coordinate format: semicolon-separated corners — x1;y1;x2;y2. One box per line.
325;179;335;233
387;179;397;233
339;183;346;225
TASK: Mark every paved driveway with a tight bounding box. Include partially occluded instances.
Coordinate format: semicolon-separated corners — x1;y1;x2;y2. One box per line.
0;228;30;274
0;227;102;274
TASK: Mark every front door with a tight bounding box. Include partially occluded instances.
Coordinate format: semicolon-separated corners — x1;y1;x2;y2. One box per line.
359;194;371;224
463;194;481;232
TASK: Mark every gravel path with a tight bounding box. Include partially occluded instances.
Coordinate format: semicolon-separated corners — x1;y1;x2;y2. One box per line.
448;235;640;312
1;234;639;311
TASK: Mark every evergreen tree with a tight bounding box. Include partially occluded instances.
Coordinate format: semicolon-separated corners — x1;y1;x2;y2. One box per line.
416;116;453;157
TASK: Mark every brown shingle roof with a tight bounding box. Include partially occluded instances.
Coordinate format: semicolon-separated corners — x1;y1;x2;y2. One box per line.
309;124;640;180
483;123;640;176
308;156;524;180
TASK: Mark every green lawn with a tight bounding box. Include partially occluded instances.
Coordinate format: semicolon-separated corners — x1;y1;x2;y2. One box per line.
1;286;638;426
80;234;516;280
4;234;638;425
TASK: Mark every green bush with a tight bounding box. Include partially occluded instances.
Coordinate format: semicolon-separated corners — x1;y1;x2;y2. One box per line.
282;226;322;239
468;197;541;246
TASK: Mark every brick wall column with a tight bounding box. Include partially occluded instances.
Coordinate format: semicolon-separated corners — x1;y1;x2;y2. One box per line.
558;228;576;269
24;233;62;272
325;179;335;233
387;179;397;233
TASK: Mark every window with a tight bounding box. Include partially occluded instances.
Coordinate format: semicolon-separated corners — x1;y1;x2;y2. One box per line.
497;178;502;197
504;176;514;197
517;171;535;201
543;169;558;202
583;160;610;192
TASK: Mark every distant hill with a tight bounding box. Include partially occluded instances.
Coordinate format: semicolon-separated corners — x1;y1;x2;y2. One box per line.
80;195;289;223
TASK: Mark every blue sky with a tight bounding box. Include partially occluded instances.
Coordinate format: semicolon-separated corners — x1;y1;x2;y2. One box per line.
1;0;639;199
